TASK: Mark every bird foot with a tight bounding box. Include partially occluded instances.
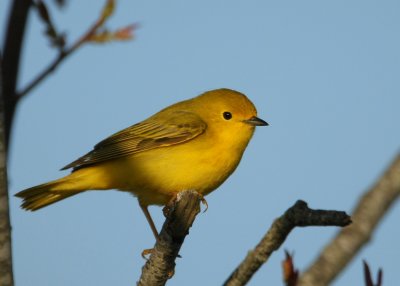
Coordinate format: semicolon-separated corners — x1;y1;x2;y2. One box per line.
163;192;208;216
141;248;154;259
141;247;182;260
199;195;208;213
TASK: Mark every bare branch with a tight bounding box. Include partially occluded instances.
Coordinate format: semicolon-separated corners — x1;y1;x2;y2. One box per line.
18;2;103;98
0;0;32;283
2;0;32;149
223;200;351;286
298;154;400;286
34;0;66;50
18;0;135;98
0;55;14;286
137;190;202;286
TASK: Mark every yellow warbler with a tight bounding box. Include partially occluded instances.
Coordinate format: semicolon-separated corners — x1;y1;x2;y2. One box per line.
16;88;267;238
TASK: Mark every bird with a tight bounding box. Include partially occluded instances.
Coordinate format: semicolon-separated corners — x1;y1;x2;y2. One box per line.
16;88;268;240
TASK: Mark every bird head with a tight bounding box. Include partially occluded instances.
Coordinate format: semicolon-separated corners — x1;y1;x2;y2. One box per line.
194;88;268;128
190;88;268;148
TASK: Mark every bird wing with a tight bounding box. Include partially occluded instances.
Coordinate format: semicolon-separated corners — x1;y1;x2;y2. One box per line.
61;111;207;170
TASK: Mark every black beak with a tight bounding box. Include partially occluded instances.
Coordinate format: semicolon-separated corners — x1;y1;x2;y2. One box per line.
243;116;269;126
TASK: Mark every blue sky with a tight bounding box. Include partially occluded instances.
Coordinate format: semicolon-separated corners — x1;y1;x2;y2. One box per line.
2;1;400;285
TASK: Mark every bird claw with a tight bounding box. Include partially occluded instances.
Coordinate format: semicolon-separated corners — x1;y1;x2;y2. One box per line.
167;269;175;278
162;204;172;217
163;192;208;216
163;193;180;217
141;247;182;260
200;196;208;213
141;248;153;259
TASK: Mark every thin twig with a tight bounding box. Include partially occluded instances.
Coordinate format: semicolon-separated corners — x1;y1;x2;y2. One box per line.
298;154;400;286
137;190;202;286
18;4;109;98
223;200;351;286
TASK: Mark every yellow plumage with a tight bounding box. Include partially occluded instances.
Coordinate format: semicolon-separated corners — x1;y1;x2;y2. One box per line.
16;88;267;236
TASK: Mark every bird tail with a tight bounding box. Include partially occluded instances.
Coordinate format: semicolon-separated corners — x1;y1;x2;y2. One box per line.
15;172;91;211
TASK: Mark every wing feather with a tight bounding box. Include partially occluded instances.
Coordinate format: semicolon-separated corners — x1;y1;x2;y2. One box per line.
61;111;207;170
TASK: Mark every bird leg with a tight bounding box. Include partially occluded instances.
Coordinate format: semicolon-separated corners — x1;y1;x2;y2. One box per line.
140;192;206;259
139;203;159;258
140;203;159;240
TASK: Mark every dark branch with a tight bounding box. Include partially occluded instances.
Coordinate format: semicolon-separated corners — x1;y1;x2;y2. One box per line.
298;154;400;286
223;200;351;286
0;1;32;284
2;0;32;149
137;190;202;286
0;51;14;286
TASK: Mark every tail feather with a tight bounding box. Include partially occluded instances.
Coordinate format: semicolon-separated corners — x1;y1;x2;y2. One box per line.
16;176;85;211
19;191;78;211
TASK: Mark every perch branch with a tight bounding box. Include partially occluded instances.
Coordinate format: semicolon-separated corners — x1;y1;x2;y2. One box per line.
137;190;202;286
223;200;351;286
298;154;400;286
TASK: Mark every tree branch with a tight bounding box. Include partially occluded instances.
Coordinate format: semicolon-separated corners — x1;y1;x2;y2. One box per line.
223;200;351;286
0;1;32;284
0;53;14;286
2;0;32;149
18;0;114;99
3;0;134;148
298;154;400;286
137;190;202;286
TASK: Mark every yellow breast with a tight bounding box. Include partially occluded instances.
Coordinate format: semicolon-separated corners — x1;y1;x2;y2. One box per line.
88;126;254;205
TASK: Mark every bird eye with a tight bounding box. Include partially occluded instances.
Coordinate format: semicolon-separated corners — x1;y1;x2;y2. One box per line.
223;112;232;120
